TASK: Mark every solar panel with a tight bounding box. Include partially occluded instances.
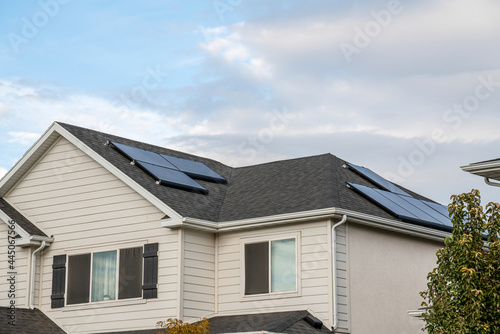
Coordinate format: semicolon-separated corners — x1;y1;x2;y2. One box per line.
422;200;453;227
111;141;177;169
400;196;452;227
348;182;452;229
135;161;208;194
347;163;410;196
161;154;227;184
347;183;420;221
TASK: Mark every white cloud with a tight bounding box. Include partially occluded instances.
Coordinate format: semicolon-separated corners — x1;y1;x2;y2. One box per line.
0;168;7;180
8;132;41;146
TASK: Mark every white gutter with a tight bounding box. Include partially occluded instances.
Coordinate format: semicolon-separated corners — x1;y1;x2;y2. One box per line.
29;241;46;309
485;177;500;187
332;215;347;331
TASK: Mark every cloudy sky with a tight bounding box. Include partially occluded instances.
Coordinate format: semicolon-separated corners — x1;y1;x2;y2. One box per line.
1;0;500;206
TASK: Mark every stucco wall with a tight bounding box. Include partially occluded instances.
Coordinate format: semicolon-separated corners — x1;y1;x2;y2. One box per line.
348;223;442;334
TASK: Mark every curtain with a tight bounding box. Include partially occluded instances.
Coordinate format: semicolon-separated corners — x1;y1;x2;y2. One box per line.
91;250;117;302
271;238;296;292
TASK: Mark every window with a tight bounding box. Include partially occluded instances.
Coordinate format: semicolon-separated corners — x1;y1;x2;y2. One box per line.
66;247;142;305
51;243;158;308
244;237;297;295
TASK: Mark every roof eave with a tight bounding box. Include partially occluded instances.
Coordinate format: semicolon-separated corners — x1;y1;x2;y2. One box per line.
461;160;500;181
167;208;451;241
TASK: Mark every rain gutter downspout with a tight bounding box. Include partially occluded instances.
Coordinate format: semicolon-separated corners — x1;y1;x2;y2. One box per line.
29;241;46;309
484;177;500;187
332;214;347;331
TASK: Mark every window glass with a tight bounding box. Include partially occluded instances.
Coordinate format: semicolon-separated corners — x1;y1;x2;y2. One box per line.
270;238;296;292
119;247;143;299
91;250;117;302
67;254;91;305
244;242;269;295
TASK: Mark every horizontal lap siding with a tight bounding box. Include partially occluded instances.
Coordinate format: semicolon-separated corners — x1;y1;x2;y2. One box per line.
217;221;332;327
183;229;215;322
6;137;179;333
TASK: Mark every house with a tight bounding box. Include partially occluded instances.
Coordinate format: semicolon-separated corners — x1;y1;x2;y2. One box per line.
0;122;452;334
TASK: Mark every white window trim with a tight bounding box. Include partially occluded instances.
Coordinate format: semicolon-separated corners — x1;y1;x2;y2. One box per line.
65;245;144;306
239;231;301;300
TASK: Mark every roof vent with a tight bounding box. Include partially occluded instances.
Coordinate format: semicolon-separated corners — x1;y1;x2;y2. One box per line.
303;314;323;329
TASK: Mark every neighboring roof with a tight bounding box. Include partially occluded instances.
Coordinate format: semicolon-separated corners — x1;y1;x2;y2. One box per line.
0;198;47;237
96;311;331;334
57;122;441;228
208;310;333;334
0;307;65;334
461;158;500;181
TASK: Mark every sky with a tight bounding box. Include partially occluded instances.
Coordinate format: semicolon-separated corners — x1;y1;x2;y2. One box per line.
1;0;500;207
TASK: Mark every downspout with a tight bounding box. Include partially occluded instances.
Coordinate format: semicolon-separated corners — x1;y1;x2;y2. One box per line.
29;241;46;309
332;215;347;331
484;177;500;187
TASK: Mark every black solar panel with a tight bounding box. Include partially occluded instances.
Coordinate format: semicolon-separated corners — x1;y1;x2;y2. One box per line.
161;154;227;184
136;161;208;194
348;182;452;229
111;141;177;169
347;163;410;196
109;141;228;194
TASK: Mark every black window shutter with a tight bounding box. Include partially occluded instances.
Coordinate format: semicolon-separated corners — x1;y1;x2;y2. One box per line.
51;255;66;308
143;243;158;299
245;242;269;295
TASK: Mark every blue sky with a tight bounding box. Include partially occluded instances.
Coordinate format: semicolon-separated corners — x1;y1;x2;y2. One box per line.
1;0;500;206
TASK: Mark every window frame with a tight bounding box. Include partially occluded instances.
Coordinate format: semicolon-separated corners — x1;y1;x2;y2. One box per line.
240;231;301;299
65;246;144;306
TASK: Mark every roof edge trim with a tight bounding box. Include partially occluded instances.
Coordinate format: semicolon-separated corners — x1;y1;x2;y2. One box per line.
168;208;450;241
0;209;54;246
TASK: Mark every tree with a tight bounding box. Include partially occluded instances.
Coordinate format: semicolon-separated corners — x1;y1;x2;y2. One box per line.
156;317;209;334
420;189;500;333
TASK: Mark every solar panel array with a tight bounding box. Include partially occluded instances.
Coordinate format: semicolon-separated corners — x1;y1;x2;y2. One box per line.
110;141;227;194
346;164;452;230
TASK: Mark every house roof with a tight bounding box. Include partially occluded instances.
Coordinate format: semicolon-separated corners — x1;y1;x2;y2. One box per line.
56;122;441;226
0;307;66;334
96;310;332;334
208;310;333;333
0;121;450;236
0;198;47;237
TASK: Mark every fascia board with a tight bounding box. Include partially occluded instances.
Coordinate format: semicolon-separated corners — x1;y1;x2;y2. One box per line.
461;161;500;174
178;208;450;241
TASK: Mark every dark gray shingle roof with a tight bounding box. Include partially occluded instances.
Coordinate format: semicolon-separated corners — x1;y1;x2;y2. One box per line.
0;307;65;334
0;198;47;237
208;310;333;333
57;122;440;226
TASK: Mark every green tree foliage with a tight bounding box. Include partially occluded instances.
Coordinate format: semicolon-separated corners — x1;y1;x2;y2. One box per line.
156;318;209;334
420;190;500;333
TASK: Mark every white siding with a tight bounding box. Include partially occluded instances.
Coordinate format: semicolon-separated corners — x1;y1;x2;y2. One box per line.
217;220;333;327
6;137;179;333
182;229;215;321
